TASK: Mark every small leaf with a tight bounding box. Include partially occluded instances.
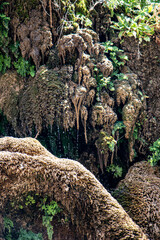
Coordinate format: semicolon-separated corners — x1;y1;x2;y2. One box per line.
144;36;150;42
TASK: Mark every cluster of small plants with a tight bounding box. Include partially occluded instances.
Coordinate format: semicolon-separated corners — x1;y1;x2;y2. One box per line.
40;197;62;240
105;0;158;43
94;67;115;101
103;41;128;80
4;216;43;240
58;0;93;36
94;40;129;103
94;40;129;99
17;229;43;240
106;164;123;178
148;138;160;166
0;2;35;77
3;217;14;240
3;194;62;240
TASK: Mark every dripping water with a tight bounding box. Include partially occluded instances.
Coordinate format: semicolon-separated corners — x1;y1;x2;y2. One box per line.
67;129;71;158
57;124;62;157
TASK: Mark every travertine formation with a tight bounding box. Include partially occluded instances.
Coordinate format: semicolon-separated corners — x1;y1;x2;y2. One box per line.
0;137;148;240
12;9;53;70
0;29;115;146
113;161;160;240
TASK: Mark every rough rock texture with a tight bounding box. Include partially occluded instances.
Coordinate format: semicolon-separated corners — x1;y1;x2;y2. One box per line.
0;29;115;143
11;9;53;69
114;72;144;161
113;161;160;240
89;1;111;41
0;71;23;130
0;137;148;240
121;38;160;146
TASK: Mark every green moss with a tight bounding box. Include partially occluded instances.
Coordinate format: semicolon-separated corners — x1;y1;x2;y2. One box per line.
74;0;88;15
96;131;117;153
15;0;39;20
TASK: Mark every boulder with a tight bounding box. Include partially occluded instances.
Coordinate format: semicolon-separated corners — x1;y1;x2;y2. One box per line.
0;137;147;240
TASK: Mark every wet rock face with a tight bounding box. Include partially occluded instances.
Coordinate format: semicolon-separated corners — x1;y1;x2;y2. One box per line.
113;161;160;240
121;38;160;144
0;28;115;146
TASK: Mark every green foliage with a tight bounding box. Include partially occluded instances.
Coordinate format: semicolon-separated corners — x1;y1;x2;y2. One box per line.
0;2;35;77
111;11;155;43
74;0;88;15
103;41;128;79
0;54;11;73
94;68;115;100
112;121;126;136
42;216;53;240
75;13;92;28
4;217;14;240
41;200;61;216
106;164;123;178
148;138;160;166
0;2;10;46
96;131;117;153
25;195;36;206
133;121;146;148
18;228;43;240
59;0;92;35
13;57;35;77
18;193;37;209
40;198;61;240
105;0;157;43
0;2;11;73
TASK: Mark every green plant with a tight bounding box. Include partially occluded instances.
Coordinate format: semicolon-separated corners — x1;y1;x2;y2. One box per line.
148;138;160;166
103;41;128;81
40;198;61;240
18;228;43;240
13;57;35;77
75;13;92;28
106;164;123;178
107;0;157;43
42;216;53;240
4;217;14;240
112;121;126;136
94;67;115;101
96;131;117;153
59;0;92;36
0;2;11;73
25;195;36;206
0;2;35;77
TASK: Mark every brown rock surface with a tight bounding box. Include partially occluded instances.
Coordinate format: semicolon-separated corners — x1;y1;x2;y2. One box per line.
0;137;147;240
113;161;160;240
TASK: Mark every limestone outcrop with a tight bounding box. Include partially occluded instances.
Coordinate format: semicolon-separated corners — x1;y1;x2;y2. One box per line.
113;161;160;240
0;137;147;240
